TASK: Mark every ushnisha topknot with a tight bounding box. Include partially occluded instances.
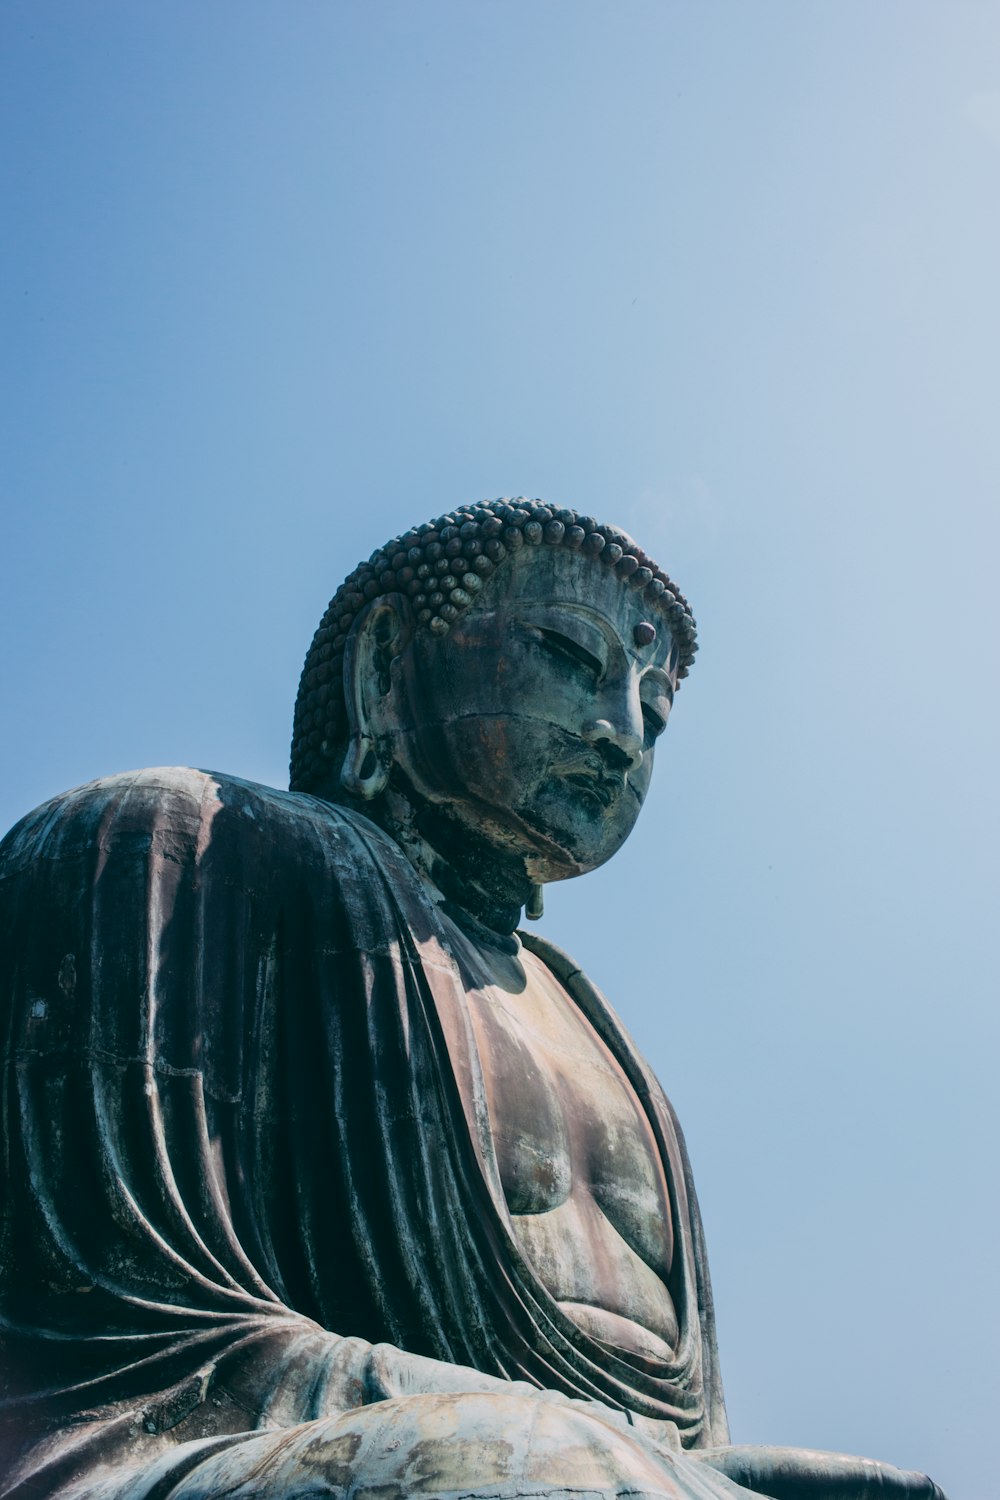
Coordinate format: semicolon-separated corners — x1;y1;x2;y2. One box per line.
290;497;698;795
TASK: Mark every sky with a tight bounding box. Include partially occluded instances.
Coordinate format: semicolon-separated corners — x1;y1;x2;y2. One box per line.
2;3;998;1495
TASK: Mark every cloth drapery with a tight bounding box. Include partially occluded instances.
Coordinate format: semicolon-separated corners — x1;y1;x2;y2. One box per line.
0;768;726;1495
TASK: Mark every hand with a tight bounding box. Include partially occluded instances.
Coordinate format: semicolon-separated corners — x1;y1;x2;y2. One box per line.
691;1444;948;1500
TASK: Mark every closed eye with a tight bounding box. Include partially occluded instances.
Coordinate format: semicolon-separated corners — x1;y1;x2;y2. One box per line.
537;627;604;680
642;703;667;742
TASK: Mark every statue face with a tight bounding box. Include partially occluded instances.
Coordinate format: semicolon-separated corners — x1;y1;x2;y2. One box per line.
378;545;679;883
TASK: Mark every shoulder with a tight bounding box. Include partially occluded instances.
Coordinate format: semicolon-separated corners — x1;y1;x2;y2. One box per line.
0;767;405;890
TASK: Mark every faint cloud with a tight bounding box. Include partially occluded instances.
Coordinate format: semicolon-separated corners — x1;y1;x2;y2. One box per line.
620;480;723;565
965;90;1000;147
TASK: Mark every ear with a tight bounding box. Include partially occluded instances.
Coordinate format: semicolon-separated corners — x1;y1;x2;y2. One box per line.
340;594;414;800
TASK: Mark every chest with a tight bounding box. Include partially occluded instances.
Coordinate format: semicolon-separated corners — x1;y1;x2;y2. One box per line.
465;957;673;1268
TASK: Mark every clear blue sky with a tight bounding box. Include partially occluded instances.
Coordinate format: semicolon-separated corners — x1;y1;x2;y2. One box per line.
2;5;997;1495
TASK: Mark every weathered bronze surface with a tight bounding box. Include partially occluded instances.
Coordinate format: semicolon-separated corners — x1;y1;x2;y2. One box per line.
0;501;946;1497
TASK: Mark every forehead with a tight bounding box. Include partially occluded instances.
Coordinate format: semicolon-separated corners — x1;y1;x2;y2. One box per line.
471;543;678;669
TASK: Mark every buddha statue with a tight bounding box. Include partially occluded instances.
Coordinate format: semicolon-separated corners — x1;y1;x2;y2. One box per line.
0;500;945;1499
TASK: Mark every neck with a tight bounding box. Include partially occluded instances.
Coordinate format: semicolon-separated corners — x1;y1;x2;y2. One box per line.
371;771;534;936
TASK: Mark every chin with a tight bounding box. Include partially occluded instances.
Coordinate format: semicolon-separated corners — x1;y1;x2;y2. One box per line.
514;789;639;880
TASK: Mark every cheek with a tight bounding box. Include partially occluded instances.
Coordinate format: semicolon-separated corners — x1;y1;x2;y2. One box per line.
629;750;654;802
442;715;555;805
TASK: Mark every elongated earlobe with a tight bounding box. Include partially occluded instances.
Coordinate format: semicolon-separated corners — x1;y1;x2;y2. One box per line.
339;595;412;802
525;883;544;920
340;730;389;801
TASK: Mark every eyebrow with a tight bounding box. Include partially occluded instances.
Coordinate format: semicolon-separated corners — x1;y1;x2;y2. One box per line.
537;625;605;677
521;604;611;654
518;601;674;678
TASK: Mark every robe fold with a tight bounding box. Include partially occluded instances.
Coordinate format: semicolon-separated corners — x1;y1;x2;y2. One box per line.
0;767;729;1495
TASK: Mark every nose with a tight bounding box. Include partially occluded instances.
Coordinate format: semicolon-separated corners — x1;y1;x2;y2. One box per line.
582;712;644;772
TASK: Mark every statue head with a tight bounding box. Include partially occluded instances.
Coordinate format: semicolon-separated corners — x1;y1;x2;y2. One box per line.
290;499;697;922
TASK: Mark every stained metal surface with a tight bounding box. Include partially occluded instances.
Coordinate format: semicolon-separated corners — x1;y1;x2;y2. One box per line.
0;768;730;1496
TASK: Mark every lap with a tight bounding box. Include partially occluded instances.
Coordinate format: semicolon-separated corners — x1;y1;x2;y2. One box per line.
82;1393;942;1500
108;1391;749;1500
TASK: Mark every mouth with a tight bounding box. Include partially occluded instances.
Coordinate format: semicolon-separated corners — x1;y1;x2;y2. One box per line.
563;769;627;809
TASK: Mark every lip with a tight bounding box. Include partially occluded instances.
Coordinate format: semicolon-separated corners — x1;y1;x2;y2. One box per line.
564;769;626;809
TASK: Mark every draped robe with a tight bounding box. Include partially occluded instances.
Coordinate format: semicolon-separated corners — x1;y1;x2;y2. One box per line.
0;769;945;1499
0;767;730;1494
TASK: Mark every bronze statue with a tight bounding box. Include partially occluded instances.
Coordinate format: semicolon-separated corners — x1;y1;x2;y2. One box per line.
0;500;945;1498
